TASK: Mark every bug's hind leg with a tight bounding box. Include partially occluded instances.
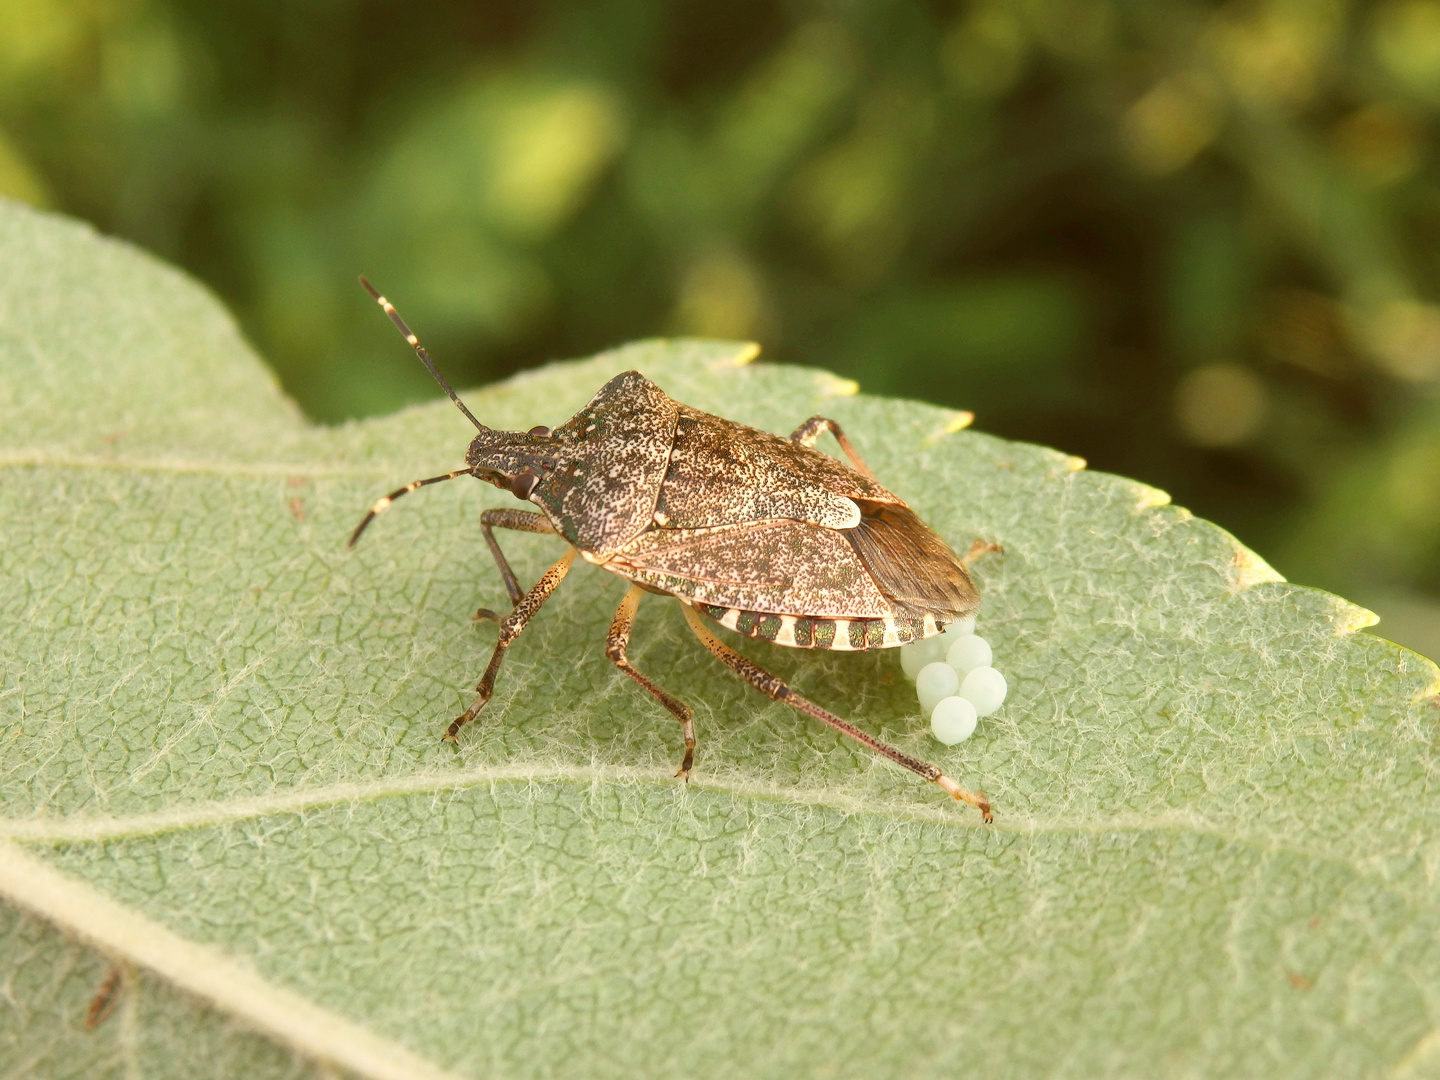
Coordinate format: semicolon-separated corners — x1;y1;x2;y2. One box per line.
607;585;697;778
680;603;992;822
448;547;577;741
789;416;878;481
472;508;559;622
960;538;1003;572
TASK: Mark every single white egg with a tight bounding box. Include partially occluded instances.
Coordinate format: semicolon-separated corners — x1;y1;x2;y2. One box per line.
916;662;960;714
945;634;992;675
900;635;947;679
943;615;976;638
930;696;978;744
959;666;1007;716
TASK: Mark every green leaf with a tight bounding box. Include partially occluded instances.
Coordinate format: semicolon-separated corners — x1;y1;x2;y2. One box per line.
3;197;1438;1079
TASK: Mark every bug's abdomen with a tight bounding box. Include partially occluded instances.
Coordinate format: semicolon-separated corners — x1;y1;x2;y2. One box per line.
692;603;940;651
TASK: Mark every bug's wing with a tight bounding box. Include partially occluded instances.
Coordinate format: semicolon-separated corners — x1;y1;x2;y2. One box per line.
609;503;979;623
846;500;978;619
734;416;899;503
609;519;896;619
654;408;894;532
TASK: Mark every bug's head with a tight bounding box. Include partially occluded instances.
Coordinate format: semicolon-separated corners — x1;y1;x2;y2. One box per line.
350;277;571;547
465;425;559;503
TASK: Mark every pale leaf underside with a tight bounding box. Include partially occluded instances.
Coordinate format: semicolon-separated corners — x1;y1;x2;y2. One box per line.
3;199;1439;1080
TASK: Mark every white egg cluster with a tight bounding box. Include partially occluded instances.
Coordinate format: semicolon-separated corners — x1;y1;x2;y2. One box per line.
898;616;1008;745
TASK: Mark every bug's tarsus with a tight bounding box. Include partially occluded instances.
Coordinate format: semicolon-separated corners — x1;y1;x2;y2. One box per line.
348;469;474;547
680;602;993;822
607;584;697;779
936;775;992;822
789;415;879;481
358;276;487;433
959;538;1004;573
447;547;578;741
472;607;503;623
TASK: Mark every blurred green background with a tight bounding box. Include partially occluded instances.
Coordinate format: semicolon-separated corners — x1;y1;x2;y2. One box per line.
5;0;1440;656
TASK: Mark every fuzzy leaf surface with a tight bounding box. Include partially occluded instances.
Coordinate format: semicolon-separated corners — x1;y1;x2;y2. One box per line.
2;200;1439;1080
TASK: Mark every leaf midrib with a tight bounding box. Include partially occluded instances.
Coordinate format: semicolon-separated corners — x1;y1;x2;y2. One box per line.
0;764;1419;899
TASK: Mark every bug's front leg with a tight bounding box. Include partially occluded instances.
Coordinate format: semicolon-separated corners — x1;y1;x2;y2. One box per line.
447;547;577;741
680;603;992;822
607;584;697;778
472;508;559;622
789;415;878;481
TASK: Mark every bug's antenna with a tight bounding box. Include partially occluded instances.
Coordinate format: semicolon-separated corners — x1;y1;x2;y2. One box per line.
358;277;487;432
348;469;474;547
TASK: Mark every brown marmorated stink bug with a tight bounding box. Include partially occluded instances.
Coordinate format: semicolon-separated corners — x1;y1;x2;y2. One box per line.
349;278;1000;821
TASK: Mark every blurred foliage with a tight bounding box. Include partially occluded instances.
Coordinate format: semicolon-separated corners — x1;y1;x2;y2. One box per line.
5;0;1440;651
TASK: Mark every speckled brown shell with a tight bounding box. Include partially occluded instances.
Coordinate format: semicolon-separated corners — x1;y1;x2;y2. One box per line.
523;370;979;649
527;372;677;558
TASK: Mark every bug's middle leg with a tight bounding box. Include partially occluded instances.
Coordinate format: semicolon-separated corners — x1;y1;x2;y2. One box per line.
607;584;697;779
447;547;576;741
680;603;992;822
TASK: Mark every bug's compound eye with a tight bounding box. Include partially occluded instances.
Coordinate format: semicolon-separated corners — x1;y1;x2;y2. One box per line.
527;425;552;438
510;469;541;500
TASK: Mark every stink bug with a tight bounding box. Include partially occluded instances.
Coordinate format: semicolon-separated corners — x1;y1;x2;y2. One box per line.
350;278;999;821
